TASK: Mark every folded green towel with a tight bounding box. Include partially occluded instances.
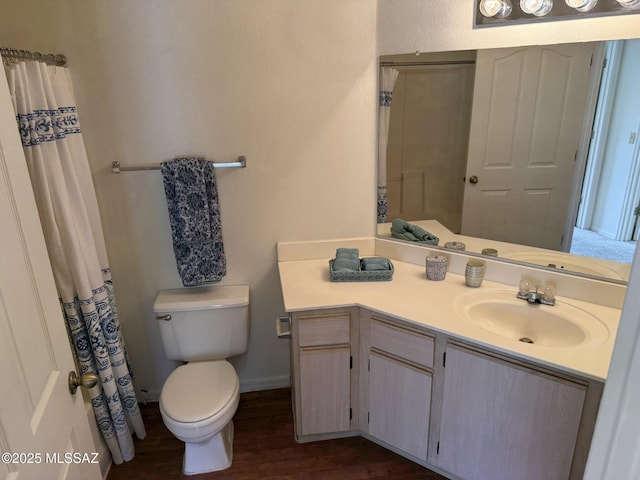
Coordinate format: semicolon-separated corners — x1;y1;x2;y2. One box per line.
335;248;359;259
361;257;390;271
390;218;439;245
332;258;361;271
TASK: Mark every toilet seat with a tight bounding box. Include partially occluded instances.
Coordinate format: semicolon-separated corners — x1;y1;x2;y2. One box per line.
160;360;239;442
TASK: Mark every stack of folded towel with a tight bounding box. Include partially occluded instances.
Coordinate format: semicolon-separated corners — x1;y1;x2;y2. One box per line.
361;257;391;271
391;218;439;245
332;248;361;272
331;248;391;272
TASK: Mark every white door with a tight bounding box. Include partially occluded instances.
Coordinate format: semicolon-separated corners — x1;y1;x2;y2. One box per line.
461;43;596;250
0;68;101;480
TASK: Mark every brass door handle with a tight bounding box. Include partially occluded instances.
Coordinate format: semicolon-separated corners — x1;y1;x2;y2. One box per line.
68;371;98;394
469;175;479;184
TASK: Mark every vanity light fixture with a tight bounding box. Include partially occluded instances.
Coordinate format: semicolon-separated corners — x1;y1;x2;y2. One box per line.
520;0;554;15
476;0;640;26
565;0;598;11
616;0;640;8
479;0;513;17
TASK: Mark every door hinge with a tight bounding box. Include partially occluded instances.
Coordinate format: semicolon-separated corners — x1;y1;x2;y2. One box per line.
443;352;447;367
349;408;352;421
437;441;440;455
368;411;370;424
368;358;370;371
560;233;565;246
634;206;640;216
350;356;353;369
574;150;578;162
603;57;608;69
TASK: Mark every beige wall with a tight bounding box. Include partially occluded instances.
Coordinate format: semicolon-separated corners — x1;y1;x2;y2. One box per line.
1;0;639;401
0;0;377;398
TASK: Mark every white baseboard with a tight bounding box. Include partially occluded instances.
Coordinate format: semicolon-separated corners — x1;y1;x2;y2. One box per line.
140;375;291;402
139;388;162;403
239;375;291;393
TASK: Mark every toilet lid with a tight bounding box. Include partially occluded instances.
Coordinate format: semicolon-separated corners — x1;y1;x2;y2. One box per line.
160;361;238;423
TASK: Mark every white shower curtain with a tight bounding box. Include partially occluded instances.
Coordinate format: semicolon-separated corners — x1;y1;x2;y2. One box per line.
377;66;399;224
3;59;145;464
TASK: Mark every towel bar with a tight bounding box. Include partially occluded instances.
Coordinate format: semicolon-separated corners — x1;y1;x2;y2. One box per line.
111;156;247;173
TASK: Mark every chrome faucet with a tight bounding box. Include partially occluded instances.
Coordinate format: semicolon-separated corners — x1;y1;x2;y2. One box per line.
516;281;556;306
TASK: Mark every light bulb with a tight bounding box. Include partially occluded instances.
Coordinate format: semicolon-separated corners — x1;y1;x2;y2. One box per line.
616;0;640;8
479;0;513;17
565;0;597;10
520;0;554;15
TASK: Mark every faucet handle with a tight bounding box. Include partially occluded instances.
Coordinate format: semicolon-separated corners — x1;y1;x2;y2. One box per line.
518;279;530;295
543;286;556;302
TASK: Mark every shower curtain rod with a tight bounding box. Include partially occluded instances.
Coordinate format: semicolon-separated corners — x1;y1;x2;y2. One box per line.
1;47;66;66
380;60;475;67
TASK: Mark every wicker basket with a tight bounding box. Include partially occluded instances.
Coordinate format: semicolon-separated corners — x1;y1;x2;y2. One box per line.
329;258;394;282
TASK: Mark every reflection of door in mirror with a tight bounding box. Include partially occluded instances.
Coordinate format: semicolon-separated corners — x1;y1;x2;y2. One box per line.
383;51;476;233
462;43;596;251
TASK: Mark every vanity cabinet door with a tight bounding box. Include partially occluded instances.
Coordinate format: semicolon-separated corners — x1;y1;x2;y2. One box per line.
437;343;586;480
368;352;432;460
299;346;351;435
365;315;434;460
291;309;358;439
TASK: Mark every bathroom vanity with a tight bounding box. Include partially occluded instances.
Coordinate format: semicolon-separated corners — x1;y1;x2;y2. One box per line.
278;238;622;480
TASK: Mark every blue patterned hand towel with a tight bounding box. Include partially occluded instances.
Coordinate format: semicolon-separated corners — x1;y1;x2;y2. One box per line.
161;157;226;286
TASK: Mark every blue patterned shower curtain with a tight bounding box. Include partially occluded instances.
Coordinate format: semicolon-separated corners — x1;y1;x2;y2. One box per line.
4;59;145;464
377;66;399;224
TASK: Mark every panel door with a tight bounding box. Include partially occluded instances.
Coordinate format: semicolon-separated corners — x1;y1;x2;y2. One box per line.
369;352;432;460
462;43;596;250
0;68;100;479
299;346;351;436
437;344;586;480
386;62;475;232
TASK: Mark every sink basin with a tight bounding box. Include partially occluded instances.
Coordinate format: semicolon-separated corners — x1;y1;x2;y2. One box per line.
454;290;609;348
500;251;626;280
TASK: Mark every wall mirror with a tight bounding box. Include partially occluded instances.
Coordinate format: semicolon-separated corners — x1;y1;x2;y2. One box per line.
377;39;639;284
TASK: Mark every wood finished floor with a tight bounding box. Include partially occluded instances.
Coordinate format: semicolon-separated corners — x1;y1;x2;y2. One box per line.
107;388;447;480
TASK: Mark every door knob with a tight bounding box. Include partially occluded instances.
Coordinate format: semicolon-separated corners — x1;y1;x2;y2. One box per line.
469;175;479;184
68;371;98;394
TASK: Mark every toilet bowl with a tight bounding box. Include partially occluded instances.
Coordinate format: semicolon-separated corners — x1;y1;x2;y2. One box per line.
153;285;250;475
159;360;240;474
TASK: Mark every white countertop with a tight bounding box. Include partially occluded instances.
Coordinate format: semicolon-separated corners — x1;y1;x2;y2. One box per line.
278;257;621;382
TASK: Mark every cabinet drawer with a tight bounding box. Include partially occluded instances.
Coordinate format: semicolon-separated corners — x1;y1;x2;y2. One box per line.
370;318;434;369
298;313;350;347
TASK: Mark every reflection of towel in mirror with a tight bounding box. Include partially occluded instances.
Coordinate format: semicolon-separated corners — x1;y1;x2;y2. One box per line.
391;218;439;245
161;157;226;286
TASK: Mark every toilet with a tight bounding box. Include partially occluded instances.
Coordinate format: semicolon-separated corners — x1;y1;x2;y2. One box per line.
153;285;249;475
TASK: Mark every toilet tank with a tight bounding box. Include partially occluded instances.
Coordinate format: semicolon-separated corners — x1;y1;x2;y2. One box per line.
153;285;249;362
